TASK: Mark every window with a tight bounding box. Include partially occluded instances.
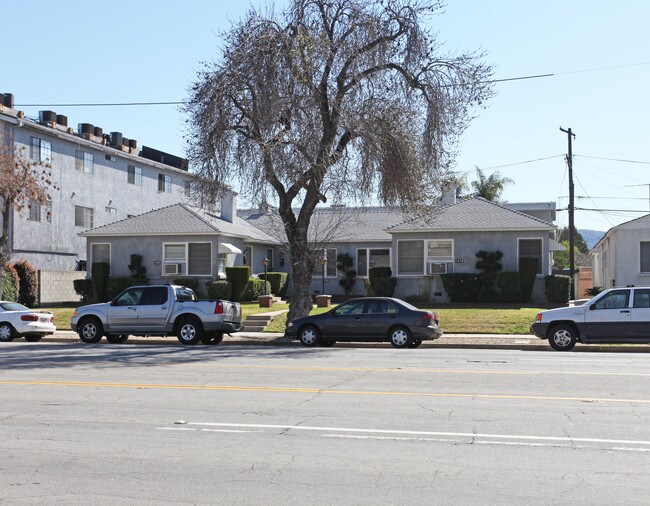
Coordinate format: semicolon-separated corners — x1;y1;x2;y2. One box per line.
640;242;650;272
91;243;110;266
427;239;453;275
29;201;41;222
128;165;142;186
593;290;629;310
158;173;171;193
633;289;650;308
45;199;52;223
184;179;192;197
397;240;424;275
105;154;117;162
519;238;543;274
30;137;51;162
244;246;253;267
163;242;212;276
364;300;398;314
74;206;93;228
105;207;116;214
333;300;366;315
357;248;391;277
75;150;94;174
140;287;168;305
322;248;337;277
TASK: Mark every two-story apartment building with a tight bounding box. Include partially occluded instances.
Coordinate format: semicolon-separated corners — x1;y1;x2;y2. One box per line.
0;91;192;271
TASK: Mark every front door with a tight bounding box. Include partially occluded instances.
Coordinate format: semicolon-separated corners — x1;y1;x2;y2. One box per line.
583;289;631;340
319;300;366;340
106;287;144;331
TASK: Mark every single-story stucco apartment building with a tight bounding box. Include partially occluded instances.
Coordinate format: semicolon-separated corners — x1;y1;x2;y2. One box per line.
80;191;558;303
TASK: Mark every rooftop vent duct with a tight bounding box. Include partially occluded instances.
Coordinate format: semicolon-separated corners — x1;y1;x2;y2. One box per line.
110;132;123;146
93;126;103;137
39;110;57;124
56;115;68;127
2;93;14;109
78;123;94;135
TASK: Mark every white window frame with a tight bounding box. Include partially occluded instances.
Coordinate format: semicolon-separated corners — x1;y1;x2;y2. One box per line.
323;248;337;278
91;243;111;267
29;201;41;222
244;245;253;268
356;247;392;277
396;239;425;276
30;137;52;162
75;149;94;174
518;237;544;275
640;242;650;273
74;206;94;228
162;242;212;277
426;239;454;276
158;173;171;193
128;165;142;186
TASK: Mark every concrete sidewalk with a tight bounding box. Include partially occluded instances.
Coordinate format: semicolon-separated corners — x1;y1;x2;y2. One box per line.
36;330;650;352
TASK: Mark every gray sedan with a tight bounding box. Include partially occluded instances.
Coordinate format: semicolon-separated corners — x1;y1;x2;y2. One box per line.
285;297;443;348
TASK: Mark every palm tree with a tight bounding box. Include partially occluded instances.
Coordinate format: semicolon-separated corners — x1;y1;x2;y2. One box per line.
471;167;514;202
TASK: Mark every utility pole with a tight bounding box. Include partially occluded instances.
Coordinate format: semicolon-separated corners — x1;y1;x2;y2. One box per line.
560;127;576;299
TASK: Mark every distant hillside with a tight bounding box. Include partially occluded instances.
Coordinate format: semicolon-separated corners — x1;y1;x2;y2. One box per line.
579;229;605;250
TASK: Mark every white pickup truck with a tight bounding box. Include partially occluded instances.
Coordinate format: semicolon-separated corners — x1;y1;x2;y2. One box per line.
70;284;243;345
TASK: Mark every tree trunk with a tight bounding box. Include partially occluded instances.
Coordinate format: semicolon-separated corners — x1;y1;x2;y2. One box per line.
287;249;315;323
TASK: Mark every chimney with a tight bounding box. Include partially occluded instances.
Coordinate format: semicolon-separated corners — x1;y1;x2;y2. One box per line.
441;183;457;206
220;190;238;223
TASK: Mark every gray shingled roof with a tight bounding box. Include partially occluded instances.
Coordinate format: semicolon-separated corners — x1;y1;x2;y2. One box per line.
388;197;555;232
80;203;278;243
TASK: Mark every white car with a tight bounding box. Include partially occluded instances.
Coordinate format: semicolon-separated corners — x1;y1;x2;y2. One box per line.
0;301;56;342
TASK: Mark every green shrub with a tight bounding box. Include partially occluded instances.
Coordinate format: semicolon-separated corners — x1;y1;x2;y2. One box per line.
584;286;602;297
545;275;571;304
13;260;38;307
496;271;521;302
519;257;539;303
207;280;232;300
241;278;272;301
440;273;482;302
258;272;288;296
128;254;147;279
107;277;147;301
73;279;94;303
369;266;392;279
226;266;251;301
336;253;357;295
369;277;396;297
2;263;19;302
91;262;110;302
172;277;200;293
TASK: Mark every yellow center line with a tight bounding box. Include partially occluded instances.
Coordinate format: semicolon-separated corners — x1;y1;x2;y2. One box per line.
1;380;648;404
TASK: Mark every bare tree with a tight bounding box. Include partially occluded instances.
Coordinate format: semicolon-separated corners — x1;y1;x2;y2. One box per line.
185;0;493;321
0;131;55;271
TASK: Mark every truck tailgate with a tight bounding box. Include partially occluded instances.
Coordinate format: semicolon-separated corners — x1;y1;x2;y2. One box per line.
222;301;243;323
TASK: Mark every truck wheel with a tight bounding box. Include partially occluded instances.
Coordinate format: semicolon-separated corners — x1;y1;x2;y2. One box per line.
106;334;129;344
201;332;224;345
78;317;103;343
177;318;203;345
548;324;577;351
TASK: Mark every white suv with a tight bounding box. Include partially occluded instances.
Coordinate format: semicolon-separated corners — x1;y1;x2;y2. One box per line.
531;286;650;351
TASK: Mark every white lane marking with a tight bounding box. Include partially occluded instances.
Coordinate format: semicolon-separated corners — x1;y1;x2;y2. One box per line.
185;422;650;447
155;427;197;431
200;429;263;433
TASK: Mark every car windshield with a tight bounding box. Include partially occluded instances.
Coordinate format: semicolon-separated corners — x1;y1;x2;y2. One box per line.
0;302;29;311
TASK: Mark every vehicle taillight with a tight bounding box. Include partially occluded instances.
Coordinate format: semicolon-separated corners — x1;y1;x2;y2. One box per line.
214;301;224;314
424;311;440;325
21;315;39;322
424;312;433;320
535;313;542;323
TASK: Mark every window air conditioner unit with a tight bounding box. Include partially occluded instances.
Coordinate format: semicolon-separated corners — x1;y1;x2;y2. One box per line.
428;262;448;275
164;263;181;275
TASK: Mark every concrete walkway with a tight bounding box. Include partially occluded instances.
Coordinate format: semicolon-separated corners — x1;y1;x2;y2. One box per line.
33;330;650;352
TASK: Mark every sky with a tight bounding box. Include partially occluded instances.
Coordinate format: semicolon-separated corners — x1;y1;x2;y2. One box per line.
4;1;650;234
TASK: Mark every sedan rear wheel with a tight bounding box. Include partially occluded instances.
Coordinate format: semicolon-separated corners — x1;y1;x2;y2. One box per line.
0;323;15;342
389;326;412;348
78;318;103;344
299;325;320;347
548;324;577;351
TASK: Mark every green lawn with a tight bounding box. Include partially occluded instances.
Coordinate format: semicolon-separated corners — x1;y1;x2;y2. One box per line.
44;303;543;335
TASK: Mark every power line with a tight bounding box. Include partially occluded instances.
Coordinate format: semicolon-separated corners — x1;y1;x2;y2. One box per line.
575;155;650;165
480;154;563;170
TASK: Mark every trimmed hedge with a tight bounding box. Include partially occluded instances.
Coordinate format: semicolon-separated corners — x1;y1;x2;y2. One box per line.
73;279;94;303
369;266;392;279
107;277;148;301
2;263;19;302
496;271;521;303
258;272;288;296
207;280;232;300
226;266;251;301
545;275;571;304
241;278;272;301
370;277;396;297
172;277;200;293
519;257;539;303
91;262;110;302
440;273;482;302
13;260;38;307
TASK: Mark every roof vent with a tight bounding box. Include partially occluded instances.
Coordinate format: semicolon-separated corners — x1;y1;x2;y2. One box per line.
39;110;57;124
93;126;103;137
78;123;94;135
56;114;68;127
2;93;14;109
110;132;123;147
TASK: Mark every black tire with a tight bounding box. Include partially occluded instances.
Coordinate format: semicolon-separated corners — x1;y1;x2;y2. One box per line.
548;324;577;351
176;318;203;345
407;338;422;349
200;332;224;345
299;325;320;347
78;317;103;343
25;335;43;343
0;322;15;342
319;338;336;347
389;326;413;348
106;334;129;344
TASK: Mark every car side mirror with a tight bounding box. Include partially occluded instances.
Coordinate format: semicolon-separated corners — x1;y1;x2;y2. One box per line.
589;304;596;310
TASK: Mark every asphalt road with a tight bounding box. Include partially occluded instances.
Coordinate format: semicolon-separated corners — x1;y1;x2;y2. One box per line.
1;342;649;505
